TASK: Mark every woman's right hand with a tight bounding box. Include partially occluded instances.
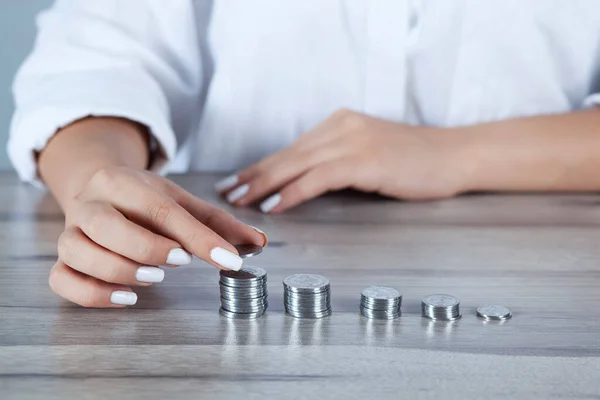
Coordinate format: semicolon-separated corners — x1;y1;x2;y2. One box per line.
50;166;267;308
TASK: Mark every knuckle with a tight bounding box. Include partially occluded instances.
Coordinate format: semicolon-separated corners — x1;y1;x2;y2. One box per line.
78;293;97;308
48;264;62;293
332;108;352;120
134;235;158;263
204;208;230;228
338;110;367;131
89;167;119;190
145;199;175;230
57;230;75;260
80;204;113;237
80;281;103;308
100;264;122;284
181;230;199;249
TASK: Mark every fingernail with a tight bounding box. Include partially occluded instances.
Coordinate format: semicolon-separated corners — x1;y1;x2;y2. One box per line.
250;225;269;246
210;247;243;271
135;266;165;283
260;193;281;213
214;174;239;192
110;291;138;305
227;184;250;203
166;248;193;265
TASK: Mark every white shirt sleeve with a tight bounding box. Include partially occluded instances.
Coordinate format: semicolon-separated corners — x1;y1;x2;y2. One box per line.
7;0;203;187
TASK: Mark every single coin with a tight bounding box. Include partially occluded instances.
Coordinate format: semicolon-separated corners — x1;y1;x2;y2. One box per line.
234;244;263;258
422;294;459;308
220;266;267;281
283;274;330;293
219;308;265;320
361;286;401;300
477;305;512;321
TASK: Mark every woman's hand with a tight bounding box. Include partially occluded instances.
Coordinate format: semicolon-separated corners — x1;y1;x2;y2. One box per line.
215;109;473;213
51;167;267;308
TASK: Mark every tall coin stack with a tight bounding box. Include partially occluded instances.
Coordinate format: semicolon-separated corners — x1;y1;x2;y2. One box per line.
421;294;461;321
219;266;268;319
283;274;332;319
360;286;402;319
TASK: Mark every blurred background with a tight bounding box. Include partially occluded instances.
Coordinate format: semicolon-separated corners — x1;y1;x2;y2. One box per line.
0;0;52;171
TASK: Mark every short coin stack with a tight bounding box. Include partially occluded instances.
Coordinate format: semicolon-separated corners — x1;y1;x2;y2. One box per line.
360;286;402;319
219;266;268;319
421;294;461;321
476;305;512;321
283;274;331;319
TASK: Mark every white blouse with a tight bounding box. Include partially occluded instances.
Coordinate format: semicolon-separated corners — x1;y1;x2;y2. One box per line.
8;0;600;185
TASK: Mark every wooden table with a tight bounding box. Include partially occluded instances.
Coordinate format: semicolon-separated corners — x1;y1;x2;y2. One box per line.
1;172;600;399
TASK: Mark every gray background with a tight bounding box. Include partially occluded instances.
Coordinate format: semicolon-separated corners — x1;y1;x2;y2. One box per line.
0;0;52;171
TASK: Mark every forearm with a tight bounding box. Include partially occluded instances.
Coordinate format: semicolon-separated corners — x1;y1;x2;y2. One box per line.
458;108;600;192
38;117;150;211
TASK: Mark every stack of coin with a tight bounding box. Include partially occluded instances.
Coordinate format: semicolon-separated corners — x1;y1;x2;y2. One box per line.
476;305;512;321
421;294;461;321
283;274;331;318
360;286;402;319
219;266;268;319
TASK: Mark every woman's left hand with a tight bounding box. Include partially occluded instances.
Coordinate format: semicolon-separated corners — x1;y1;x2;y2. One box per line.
215;109;473;213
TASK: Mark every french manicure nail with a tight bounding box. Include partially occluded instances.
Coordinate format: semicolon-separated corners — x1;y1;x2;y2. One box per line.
166;248;193;265
135;266;165;283
214;174;239;192
260;193;282;213
227;184;250;203
250;225;269;246
210;247;243;271
110;291;138;305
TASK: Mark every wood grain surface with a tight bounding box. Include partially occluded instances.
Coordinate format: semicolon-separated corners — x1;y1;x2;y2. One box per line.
1;172;600;399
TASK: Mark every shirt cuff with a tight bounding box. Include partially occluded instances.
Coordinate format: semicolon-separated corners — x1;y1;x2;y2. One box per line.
582;93;600;109
8;70;177;189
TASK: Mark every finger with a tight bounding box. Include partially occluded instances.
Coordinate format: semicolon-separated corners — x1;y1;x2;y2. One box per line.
58;227;165;286
163;180;268;246
74;201;191;267
263;158;358;213
213;108;360;196
215;126;333;197
86;172;244;271
228;145;346;208
48;261;137;308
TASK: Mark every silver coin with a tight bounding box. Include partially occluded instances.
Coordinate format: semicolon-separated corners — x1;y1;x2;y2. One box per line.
285;308;332;319
220;289;268;300
422;294;459;308
284;303;329;312
361;304;400;312
361;286;401;300
360;307;400;320
219;308;265;319
283;274;330;293
477;305;512;321
233;244;263;258
220;266;267;286
221;296;268;307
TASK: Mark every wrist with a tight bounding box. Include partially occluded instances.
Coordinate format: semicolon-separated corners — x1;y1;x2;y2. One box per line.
39;117;150;211
426;125;479;195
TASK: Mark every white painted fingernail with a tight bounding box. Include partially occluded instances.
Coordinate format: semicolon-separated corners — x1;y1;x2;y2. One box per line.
210;247;243;271
214;174;239;192
227;184;250;203
166;248;193;265
135;267;165;283
260;193;281;213
250;225;268;246
110;291;138;305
